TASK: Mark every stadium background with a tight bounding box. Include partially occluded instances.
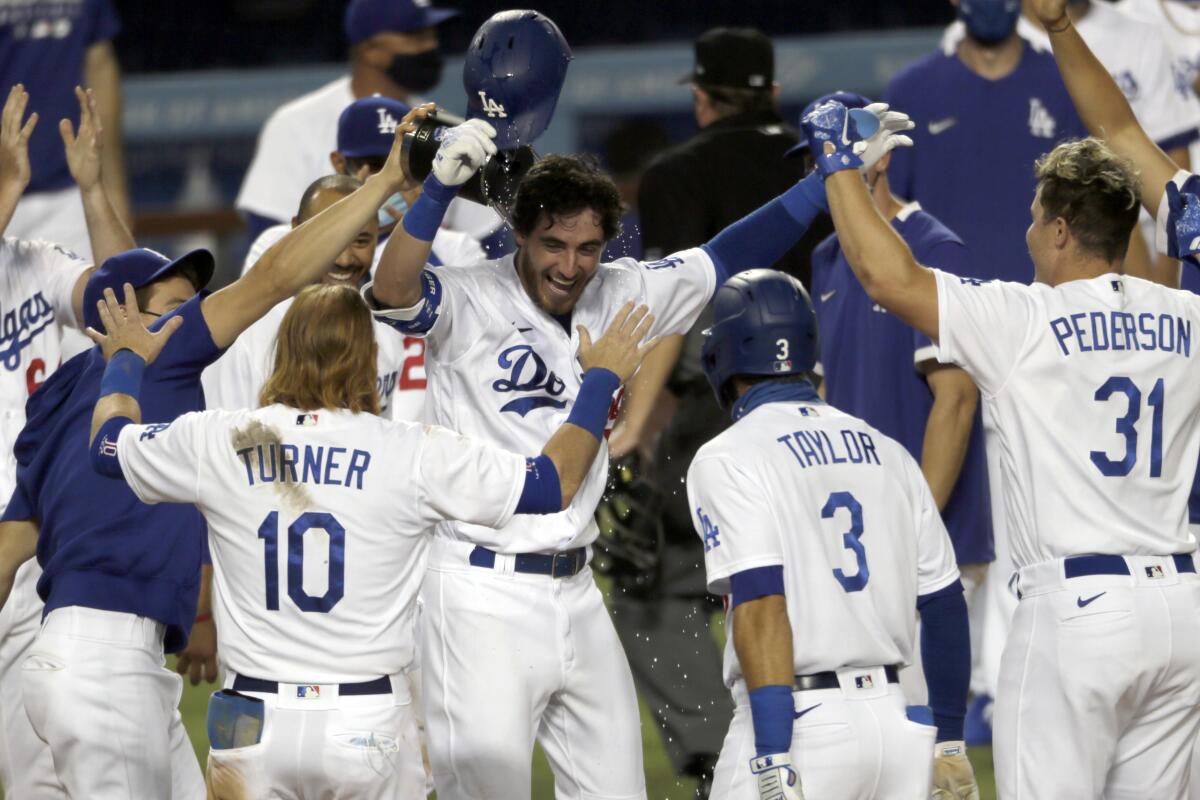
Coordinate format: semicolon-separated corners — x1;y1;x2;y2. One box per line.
115;1;990;796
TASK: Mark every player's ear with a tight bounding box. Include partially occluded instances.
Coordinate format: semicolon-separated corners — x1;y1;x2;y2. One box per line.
330;151;347;175
1054;216;1071;249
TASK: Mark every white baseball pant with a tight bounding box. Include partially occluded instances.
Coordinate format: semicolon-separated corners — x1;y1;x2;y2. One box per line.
712;669;936;799
995;553;1200;800
207;673;424;799
420;538;646;800
20;606;205;799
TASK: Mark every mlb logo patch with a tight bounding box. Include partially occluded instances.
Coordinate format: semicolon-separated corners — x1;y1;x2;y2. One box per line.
296;685;320;698
854;674;874;690
1145;565;1165;579
296;414;319;426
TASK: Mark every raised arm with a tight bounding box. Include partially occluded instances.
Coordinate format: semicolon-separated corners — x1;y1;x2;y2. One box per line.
0;85;37;236
371;119;497;308
83;41;131;226
1031;0;1177;215
200;106;430;349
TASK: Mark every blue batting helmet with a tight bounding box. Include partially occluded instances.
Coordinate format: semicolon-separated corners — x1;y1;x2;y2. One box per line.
463;10;572;151
701;269;818;407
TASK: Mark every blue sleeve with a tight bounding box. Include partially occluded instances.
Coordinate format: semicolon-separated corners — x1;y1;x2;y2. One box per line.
515;455;562;515
729;565;785;608
90;416;132;479
701;172;828;286
150;294;223;378
917;579;970;741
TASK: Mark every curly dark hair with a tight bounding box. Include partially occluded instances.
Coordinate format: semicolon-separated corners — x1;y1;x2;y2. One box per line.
511;154;623;241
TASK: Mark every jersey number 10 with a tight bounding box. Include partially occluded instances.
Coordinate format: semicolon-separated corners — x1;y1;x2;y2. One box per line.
1091;376;1165;478
257;511;345;612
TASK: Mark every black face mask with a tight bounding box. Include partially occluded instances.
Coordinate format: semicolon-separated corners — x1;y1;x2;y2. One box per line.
386;48;444;94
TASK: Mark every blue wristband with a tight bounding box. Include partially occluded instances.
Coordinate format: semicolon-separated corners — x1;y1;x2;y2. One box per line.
99;349;146;400
749;685;795;758
567;368;620;441
401;175;457;242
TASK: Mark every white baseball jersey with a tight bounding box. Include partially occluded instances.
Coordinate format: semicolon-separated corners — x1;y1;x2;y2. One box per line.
943;7;1200;146
234;225;485;422
686;400;959;687
934;268;1200;568
235;75;502;240
115;404;527;683
367;250;717;553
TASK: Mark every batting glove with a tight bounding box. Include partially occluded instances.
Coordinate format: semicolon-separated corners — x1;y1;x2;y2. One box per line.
800;100;873;177
931;741;980;800
750;753;806;800
431;119;498;187
1164;177;1200;267
854;102;914;172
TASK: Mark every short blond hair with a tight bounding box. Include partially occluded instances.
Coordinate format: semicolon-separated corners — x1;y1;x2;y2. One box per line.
1034;138;1141;262
260;285;380;415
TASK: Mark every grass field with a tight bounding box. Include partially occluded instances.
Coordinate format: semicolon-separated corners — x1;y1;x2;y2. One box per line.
173;657;997;799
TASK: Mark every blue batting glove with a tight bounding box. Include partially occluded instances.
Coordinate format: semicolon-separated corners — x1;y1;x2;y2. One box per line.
800;100;880;178
1165;177;1200;268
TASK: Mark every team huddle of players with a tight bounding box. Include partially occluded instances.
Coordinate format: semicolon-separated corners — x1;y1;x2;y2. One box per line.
1;1;1200;799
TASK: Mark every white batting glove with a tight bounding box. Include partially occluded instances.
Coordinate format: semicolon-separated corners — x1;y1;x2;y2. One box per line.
931;741;980;800
431;119;498;187
750;753;805;800
852;102;915;172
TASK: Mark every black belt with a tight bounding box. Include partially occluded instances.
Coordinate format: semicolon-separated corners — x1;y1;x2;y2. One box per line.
232;674;392;696
1063;553;1196;579
469;545;587;578
794;665;899;692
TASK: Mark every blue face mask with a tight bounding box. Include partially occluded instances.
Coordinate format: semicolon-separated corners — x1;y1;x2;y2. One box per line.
377;191;409;228
958;0;1021;45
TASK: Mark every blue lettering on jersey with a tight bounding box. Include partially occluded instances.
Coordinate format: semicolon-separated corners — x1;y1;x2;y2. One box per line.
139;422;172;441
777;429;880;469
1049;311;1192;357
696;507;721;551
0;291;56;370
237;444;371;490
492;344;567;416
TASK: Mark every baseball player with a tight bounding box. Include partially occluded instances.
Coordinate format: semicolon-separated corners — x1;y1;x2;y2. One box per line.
686;268;975;799
0;119;421;798
84;280;657;799
361;90;912;795
809;83;1200;798
0;83;133;798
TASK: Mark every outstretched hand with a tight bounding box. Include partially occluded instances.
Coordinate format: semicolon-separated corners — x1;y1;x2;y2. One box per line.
60;86;103;193
577;302;658;384
85;283;183;364
0;84;38;195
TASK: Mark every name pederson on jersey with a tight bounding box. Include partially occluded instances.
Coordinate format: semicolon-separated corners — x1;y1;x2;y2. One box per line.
934;270;1200;569
687;400;959;687
366;250;717;554
115;404;527;683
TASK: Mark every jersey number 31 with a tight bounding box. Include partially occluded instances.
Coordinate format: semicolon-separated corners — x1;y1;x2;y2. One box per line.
1091;376;1164;478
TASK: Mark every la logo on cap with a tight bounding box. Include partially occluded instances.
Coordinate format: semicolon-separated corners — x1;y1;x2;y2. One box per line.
376;109;398;135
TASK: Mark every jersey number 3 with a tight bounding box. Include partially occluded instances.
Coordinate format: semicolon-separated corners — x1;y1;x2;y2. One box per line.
823;491;869;592
1091;376;1164;478
257;511;345;612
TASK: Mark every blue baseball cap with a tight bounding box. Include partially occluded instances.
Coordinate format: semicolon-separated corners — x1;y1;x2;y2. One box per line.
338;95;412;158
786;91;873;157
83;248;214;332
344;0;458;45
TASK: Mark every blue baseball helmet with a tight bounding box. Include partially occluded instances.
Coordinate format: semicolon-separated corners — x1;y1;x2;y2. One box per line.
701;269;818;407
83;248;214;332
463;10;572;150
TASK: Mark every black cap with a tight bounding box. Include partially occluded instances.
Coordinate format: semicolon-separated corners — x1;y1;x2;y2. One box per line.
681;27;774;90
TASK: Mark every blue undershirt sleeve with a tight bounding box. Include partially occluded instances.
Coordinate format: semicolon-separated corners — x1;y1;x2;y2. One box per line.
90;416;133;479
515;454;562;515
729;565;785;608
917;579;970;742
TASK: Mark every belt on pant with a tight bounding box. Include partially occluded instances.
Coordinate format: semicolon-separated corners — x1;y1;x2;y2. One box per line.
1063;553;1196;579
231;674;392;696
468;545;587;578
793;665;899;692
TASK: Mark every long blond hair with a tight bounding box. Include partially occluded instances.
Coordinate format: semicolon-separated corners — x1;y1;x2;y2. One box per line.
259;285;380;415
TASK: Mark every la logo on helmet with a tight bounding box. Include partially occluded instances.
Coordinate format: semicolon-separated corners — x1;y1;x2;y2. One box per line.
477;92;508;118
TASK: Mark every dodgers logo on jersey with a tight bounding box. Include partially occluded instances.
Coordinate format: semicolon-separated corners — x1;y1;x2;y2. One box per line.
0;291;56;371
492;344;567;416
696;507;721;552
1028;98;1057;139
139;422;172;441
643;256;683;271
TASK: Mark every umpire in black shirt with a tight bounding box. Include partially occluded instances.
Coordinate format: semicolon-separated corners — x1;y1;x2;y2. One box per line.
604;27;832;798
